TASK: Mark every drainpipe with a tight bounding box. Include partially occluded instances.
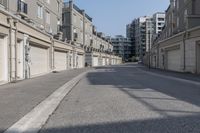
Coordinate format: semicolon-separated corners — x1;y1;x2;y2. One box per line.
14;19;18;82
183;31;187;71
69;0;74;42
50;37;55;71
8;17;13;82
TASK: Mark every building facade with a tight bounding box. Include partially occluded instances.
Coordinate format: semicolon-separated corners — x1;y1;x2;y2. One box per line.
110;35;133;62
2;0;63;36
151;0;200;74
152;12;165;40
0;0;122;85
62;0;116;67
131;16;153;61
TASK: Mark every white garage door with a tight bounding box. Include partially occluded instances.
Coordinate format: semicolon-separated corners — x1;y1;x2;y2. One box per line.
30;45;48;77
93;56;98;66
167;49;181;71
77;55;84;68
0;37;3;81
55;51;67;71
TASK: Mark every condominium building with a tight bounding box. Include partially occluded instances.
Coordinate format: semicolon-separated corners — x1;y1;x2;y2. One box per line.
110;35;133;61
152;12;165;40
132;16;153;61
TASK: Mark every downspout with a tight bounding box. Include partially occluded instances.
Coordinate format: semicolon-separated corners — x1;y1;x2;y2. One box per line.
51;37;55;72
183;31;186;71
8;17;12;82
14;19;18;82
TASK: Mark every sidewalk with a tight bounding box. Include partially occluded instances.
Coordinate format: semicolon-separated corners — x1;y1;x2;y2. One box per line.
0;68;89;133
139;65;200;83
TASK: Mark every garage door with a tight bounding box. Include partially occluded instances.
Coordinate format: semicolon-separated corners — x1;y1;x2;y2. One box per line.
55;51;67;71
93;56;98;66
167;49;181;71
30;45;48;77
77;55;84;68
0;37;3;81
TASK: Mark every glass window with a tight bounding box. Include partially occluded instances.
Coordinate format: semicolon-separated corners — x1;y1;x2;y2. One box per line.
46;11;50;24
37;5;43;19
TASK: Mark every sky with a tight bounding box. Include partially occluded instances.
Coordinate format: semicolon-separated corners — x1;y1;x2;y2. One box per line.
64;0;169;37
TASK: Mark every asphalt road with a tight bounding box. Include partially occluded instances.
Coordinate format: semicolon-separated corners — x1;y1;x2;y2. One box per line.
0;68;88;133
39;64;200;133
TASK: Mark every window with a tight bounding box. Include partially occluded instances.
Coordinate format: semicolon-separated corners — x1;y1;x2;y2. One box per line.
73;14;76;23
57;1;60;12
184;9;188;24
46;0;50;4
37;4;43;19
177;17;179;28
18;0;28;14
46;11;50;24
80;19;83;28
176;0;179;9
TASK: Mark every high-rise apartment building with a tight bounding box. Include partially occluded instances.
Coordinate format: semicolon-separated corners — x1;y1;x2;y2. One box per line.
132;16;153;61
110;35;133;61
152;12;165;40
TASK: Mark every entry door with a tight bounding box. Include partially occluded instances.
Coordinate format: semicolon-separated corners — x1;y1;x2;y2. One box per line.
0;37;3;81
93;56;98;66
17;41;24;79
78;55;84;68
102;58;106;66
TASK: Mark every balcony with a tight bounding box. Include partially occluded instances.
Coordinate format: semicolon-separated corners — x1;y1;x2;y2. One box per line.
17;0;28;17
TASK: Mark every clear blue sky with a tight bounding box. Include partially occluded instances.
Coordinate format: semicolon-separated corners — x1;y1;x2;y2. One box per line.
64;0;169;37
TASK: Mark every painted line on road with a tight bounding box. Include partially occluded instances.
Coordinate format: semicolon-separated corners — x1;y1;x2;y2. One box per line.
138;68;200;86
4;71;89;133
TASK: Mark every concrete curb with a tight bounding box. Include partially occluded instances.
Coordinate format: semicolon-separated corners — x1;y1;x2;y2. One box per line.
4;71;88;133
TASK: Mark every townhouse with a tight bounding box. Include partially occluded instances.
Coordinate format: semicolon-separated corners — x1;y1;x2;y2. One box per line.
62;0;120;67
0;0;121;85
151;0;200;74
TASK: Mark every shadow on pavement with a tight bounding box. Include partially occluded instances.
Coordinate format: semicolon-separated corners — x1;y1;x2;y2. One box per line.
89;64;200;108
41;115;200;133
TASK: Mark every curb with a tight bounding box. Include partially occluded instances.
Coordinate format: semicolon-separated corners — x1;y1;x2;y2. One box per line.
4;71;88;133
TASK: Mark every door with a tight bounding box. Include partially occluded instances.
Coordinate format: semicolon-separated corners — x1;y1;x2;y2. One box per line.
0;37;4;81
167;49;181;71
197;44;200;74
93;56;98;66
55;51;67;71
17;40;24;79
102;58;106;66
30;44;48;77
77;54;84;68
